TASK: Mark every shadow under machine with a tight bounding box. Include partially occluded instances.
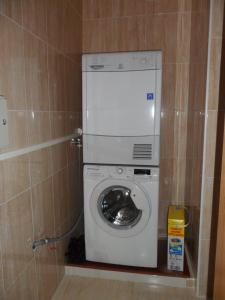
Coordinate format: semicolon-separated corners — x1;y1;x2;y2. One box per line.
82;51;162;268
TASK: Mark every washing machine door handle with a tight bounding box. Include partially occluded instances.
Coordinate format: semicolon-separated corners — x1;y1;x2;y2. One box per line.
130;185;149;210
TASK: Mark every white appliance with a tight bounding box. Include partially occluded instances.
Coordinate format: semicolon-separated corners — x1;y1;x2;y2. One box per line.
82;51;162;166
84;165;159;267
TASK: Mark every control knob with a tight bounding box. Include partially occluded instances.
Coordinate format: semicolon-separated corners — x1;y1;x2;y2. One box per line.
117;168;123;174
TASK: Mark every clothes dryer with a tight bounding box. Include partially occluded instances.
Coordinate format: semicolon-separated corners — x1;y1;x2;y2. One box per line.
82;51;162;166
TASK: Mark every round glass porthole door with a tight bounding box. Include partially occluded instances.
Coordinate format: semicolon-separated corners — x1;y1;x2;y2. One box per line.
98;186;142;230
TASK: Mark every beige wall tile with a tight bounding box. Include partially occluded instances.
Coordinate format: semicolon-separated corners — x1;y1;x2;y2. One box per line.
47;0;64;51
50;112;67;139
0;190;34;291
208;38;222;110
83;20;98;53
190;158;203;206
21;0;47;40
0;241;5;300
145;0;154;14
154;0;178;13
51;142;68;174
2;110;28;153
73;63;82;113
161;64;176;110
63;3;82;62
83;0;113;19
0;0;22;24
176;13;191;63
0;16;26;110
83;19;116;53
173;111;188;159
160;110;175;159
172;158;186;204
64;60;80;112
190;11;209;64
29;148;52;186
24;32;49;111
175;63;189;110
159;159;174;202
53;168;69;232
191;0;210;13
189;63;208;111
69;0;82;16
113;0;147;17
7;259;38;300
66;112;80;135
48;47;66;111
83;15;147;53
178;0;192;12
113;16;146;52
145;14;178;63
32;178;55;239
28;111;51;145
67;162;82;224
67;139;79;164
158;200;170;234
1;155;30;203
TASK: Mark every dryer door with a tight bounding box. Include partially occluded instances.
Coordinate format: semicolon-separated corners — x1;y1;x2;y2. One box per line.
90;179;151;237
84;70;156;136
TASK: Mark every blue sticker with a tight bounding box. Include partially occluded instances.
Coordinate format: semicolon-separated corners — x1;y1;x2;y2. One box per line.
147;93;154;100
169;245;183;255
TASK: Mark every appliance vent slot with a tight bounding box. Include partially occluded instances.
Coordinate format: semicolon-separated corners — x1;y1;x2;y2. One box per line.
133;144;152;160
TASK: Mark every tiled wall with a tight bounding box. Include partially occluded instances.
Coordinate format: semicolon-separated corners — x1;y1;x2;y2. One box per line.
83;0;195;235
0;1;82;299
196;0;225;297
184;0;210;276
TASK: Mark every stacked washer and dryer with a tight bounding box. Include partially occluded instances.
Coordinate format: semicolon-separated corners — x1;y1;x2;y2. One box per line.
82;51;162;268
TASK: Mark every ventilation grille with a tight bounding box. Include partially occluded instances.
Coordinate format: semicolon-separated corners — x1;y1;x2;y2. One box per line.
133;144;152;160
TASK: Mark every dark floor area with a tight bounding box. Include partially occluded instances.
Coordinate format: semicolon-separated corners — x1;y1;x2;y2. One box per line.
67;239;190;278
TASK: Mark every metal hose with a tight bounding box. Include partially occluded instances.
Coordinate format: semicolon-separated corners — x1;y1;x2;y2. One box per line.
32;131;83;251
32;209;83;251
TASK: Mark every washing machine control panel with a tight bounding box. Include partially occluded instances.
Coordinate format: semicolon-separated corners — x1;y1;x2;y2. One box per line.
112;167;157;179
85;165;159;180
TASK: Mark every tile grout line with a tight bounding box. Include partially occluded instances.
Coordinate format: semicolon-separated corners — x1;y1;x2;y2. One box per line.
0;231;6;298
83;12;184;22
4;257;36;295
27;146;39;299
0;154;79;208
8;110;82;113
0;142;80;207
0;11;81;66
0;187;31;208
20;3;30;158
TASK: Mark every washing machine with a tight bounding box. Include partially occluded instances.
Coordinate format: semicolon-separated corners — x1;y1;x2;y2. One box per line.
83;165;159;268
82;51;162;166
